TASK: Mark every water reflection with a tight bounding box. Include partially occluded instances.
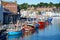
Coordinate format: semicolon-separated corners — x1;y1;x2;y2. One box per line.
7;17;60;40
7;35;21;40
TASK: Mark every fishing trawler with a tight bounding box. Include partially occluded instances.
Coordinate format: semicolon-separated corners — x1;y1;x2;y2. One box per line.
37;16;45;29
47;17;53;23
22;21;34;33
6;23;23;35
45;12;53;23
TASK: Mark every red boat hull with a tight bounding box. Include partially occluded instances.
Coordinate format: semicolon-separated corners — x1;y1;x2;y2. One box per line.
38;22;45;29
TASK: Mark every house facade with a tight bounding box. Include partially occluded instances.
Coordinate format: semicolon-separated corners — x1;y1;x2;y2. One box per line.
36;7;53;12
1;1;19;24
0;0;3;25
2;1;17;14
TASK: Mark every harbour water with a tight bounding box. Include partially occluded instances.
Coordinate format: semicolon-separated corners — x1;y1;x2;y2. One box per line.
1;17;60;40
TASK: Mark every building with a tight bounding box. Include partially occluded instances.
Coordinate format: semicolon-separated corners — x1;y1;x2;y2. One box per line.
27;6;54;12
2;1;17;14
1;1;19;24
53;7;60;13
36;7;53;12
0;0;3;25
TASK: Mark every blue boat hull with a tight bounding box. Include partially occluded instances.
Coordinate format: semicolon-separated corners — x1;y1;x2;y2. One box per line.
47;17;53;23
8;31;22;35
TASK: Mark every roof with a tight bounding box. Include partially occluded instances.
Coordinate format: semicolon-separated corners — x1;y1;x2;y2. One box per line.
2;1;17;6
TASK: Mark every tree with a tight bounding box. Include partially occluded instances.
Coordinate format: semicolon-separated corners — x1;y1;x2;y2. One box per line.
19;3;29;10
44;3;48;7
48;2;53;7
39;2;45;7
37;2;48;7
30;4;37;8
18;2;60;10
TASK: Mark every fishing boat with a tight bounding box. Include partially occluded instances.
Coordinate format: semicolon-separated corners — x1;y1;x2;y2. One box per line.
47;17;53;23
38;22;45;29
7;29;22;35
22;23;34;33
6;24;22;35
38;16;45;29
43;11;53;23
21;18;35;32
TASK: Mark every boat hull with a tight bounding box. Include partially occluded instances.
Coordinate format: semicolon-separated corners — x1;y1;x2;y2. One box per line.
47;17;53;23
38;22;45;29
8;31;22;35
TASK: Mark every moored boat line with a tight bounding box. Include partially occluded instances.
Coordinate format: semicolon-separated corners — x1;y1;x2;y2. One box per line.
5;16;53;35
0;15;53;36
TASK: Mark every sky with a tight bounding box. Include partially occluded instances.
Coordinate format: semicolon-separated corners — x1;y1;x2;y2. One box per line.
3;0;60;4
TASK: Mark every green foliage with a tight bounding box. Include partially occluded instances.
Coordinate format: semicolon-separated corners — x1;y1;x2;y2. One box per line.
54;3;60;8
37;2;49;7
18;3;29;10
18;2;60;10
30;4;37;8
